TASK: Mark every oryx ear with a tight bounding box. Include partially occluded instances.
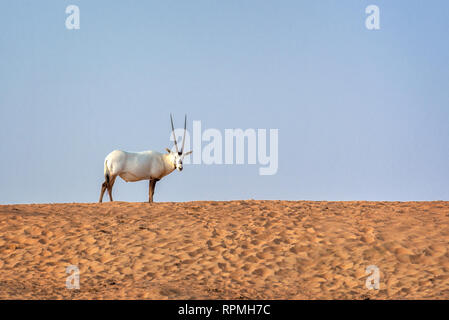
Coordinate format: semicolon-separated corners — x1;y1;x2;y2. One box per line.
183;150;193;156
165;148;171;153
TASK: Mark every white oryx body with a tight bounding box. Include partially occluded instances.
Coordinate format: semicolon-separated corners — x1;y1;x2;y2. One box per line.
105;150;176;183
99;115;192;203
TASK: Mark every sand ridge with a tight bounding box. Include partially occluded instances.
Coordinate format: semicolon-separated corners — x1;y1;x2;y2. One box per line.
0;200;448;299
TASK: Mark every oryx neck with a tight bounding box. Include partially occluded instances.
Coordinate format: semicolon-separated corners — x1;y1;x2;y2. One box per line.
163;153;177;173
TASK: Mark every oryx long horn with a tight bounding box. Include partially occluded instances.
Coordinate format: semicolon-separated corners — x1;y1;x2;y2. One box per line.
181;114;187;154
170;113;179;154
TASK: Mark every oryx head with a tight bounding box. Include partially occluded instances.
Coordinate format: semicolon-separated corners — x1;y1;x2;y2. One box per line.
166;114;193;171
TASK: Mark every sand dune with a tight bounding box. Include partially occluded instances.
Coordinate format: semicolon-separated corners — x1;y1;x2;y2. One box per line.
0;200;448;299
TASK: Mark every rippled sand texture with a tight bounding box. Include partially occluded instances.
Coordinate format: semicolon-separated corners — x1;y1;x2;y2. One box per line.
0;201;448;299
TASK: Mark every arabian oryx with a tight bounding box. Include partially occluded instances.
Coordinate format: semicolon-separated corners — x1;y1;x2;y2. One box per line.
99;114;192;203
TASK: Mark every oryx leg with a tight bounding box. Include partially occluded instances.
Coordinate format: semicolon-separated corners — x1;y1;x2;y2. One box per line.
107;175;117;202
149;179;158;203
99;175;117;203
99;181;108;203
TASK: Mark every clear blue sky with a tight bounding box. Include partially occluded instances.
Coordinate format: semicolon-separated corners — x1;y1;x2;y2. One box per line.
1;1;448;204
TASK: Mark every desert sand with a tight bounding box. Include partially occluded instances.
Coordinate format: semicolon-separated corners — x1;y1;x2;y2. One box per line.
0;200;448;299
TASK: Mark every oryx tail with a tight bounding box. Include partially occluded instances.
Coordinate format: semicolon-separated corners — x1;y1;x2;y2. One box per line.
104;160;111;185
